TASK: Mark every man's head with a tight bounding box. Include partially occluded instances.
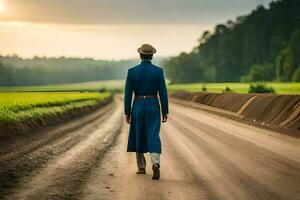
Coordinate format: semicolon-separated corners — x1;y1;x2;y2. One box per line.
140;53;153;60
137;44;156;60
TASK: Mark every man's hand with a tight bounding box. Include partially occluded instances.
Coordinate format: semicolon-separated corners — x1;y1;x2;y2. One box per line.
162;114;168;123
125;115;131;124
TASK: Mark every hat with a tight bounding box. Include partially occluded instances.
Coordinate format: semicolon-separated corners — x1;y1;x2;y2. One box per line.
137;44;157;55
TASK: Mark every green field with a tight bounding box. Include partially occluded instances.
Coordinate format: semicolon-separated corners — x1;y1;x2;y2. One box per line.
168;82;300;94
0;80;300;94
0;80;124;92
0;92;110;123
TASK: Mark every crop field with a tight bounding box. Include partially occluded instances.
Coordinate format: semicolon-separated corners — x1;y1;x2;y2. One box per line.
168;82;300;94
0;92;110;123
0;80;124;92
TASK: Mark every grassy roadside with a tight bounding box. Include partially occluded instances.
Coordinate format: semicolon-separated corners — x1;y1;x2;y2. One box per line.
168;82;300;94
0;92;111;123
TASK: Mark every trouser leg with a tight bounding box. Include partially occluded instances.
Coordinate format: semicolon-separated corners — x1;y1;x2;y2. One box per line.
136;153;146;169
150;153;160;165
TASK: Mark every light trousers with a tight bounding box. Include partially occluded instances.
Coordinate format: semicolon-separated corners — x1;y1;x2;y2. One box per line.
136;153;160;168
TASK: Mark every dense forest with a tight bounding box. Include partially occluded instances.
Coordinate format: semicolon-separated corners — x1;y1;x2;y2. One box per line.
0;55;137;86
164;0;300;83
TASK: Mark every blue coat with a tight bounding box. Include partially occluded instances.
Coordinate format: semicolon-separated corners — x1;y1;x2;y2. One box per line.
124;60;169;153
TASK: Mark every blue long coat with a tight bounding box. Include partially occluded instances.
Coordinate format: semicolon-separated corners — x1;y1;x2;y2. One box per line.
124;60;169;154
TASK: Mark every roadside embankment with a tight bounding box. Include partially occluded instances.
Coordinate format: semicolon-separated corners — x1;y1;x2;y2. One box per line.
0;95;113;140
170;91;300;136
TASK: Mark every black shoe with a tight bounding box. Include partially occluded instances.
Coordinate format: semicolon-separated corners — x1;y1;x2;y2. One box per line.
152;163;160;180
136;168;146;174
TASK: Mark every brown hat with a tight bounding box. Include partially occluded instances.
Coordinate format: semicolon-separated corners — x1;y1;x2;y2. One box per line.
137;44;157;55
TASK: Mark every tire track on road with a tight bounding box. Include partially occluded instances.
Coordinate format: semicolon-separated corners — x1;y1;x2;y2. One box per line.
4;99;123;200
0;100;121;199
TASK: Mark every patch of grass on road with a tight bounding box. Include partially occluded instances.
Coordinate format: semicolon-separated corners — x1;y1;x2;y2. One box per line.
0;92;110;123
168;82;300;94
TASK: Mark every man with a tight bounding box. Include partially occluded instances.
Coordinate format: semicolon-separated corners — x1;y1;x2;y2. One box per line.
124;43;169;180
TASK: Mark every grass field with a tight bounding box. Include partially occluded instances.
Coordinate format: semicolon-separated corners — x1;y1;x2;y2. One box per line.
0;92;110;123
0;80;300;94
168;82;300;94
0;80;124;92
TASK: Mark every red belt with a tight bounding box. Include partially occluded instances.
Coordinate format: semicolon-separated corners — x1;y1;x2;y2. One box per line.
135;95;157;99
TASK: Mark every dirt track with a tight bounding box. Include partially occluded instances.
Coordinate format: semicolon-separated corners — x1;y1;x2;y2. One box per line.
1;98;300;200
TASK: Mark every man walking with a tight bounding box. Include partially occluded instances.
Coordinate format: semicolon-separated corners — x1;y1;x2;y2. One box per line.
124;43;169;180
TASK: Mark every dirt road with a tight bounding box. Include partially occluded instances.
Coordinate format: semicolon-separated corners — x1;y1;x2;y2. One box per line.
1;98;300;200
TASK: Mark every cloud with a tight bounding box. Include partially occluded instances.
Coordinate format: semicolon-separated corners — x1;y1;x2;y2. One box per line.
1;0;272;24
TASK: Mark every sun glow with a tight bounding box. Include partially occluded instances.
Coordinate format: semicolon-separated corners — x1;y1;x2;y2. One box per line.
0;0;5;13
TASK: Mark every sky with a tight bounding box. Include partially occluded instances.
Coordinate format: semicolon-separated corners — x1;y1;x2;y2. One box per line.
0;0;272;60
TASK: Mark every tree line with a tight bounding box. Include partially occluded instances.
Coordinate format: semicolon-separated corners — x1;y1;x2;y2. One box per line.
164;0;300;83
0;56;137;86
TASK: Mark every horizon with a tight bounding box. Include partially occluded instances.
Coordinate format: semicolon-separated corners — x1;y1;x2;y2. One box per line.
0;0;272;60
0;52;167;62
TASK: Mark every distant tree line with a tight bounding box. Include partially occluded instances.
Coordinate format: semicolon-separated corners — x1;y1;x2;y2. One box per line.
164;0;300;83
0;56;137;86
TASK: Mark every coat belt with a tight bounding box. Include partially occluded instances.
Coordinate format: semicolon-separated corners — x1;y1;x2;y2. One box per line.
135;95;157;99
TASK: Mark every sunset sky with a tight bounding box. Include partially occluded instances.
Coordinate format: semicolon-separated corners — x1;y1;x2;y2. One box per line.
0;0;272;60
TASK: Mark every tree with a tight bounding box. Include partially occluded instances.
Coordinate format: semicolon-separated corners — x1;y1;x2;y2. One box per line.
0;56;137;86
241;64;274;82
292;66;300;82
276;29;300;81
164;0;300;83
164;53;203;83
